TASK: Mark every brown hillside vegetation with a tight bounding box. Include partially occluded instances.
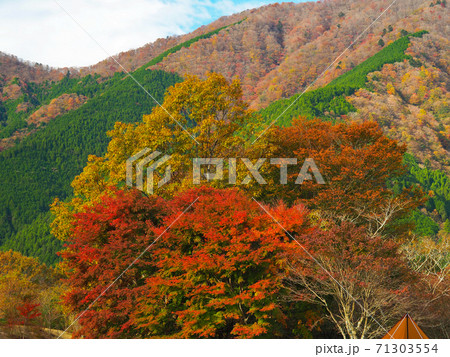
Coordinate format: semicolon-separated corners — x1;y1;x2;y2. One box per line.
27;93;87;126
349;56;450;173
1;0;448;112
77;11;249;77
0;52;69;83
148;0;449;108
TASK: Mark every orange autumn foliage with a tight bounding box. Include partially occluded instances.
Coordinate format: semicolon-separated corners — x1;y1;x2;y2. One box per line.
264;118;424;237
61;187;317;338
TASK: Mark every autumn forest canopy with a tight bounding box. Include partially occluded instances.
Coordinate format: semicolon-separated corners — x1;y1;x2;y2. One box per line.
0;0;449;340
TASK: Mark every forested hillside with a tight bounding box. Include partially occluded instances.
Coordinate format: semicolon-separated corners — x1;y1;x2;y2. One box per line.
258;30;428;124
0;72;118;149
0;52;66;83
0;69;180;254
348;36;449;173
4;0;447;108
149;0;448;108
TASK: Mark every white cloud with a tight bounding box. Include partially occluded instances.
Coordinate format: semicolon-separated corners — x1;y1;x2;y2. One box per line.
0;0;283;68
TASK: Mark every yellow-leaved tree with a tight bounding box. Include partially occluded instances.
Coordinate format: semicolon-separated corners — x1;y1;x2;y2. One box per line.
51;72;264;242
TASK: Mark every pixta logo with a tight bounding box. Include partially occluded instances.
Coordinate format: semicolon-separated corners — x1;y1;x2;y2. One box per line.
126;148;171;194
193;158;325;185
126;148;325;194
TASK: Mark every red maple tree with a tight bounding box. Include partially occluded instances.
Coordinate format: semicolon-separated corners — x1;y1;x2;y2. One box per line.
132;187;314;338
60;189;168;338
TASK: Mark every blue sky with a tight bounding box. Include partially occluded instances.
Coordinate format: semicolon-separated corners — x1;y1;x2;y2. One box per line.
0;0;309;68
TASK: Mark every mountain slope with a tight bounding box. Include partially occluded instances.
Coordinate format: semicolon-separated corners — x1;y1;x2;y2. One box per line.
149;0;449;108
0;52;66;82
0;0;449;265
0;69;181;246
6;0;447;109
258;31;429;124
